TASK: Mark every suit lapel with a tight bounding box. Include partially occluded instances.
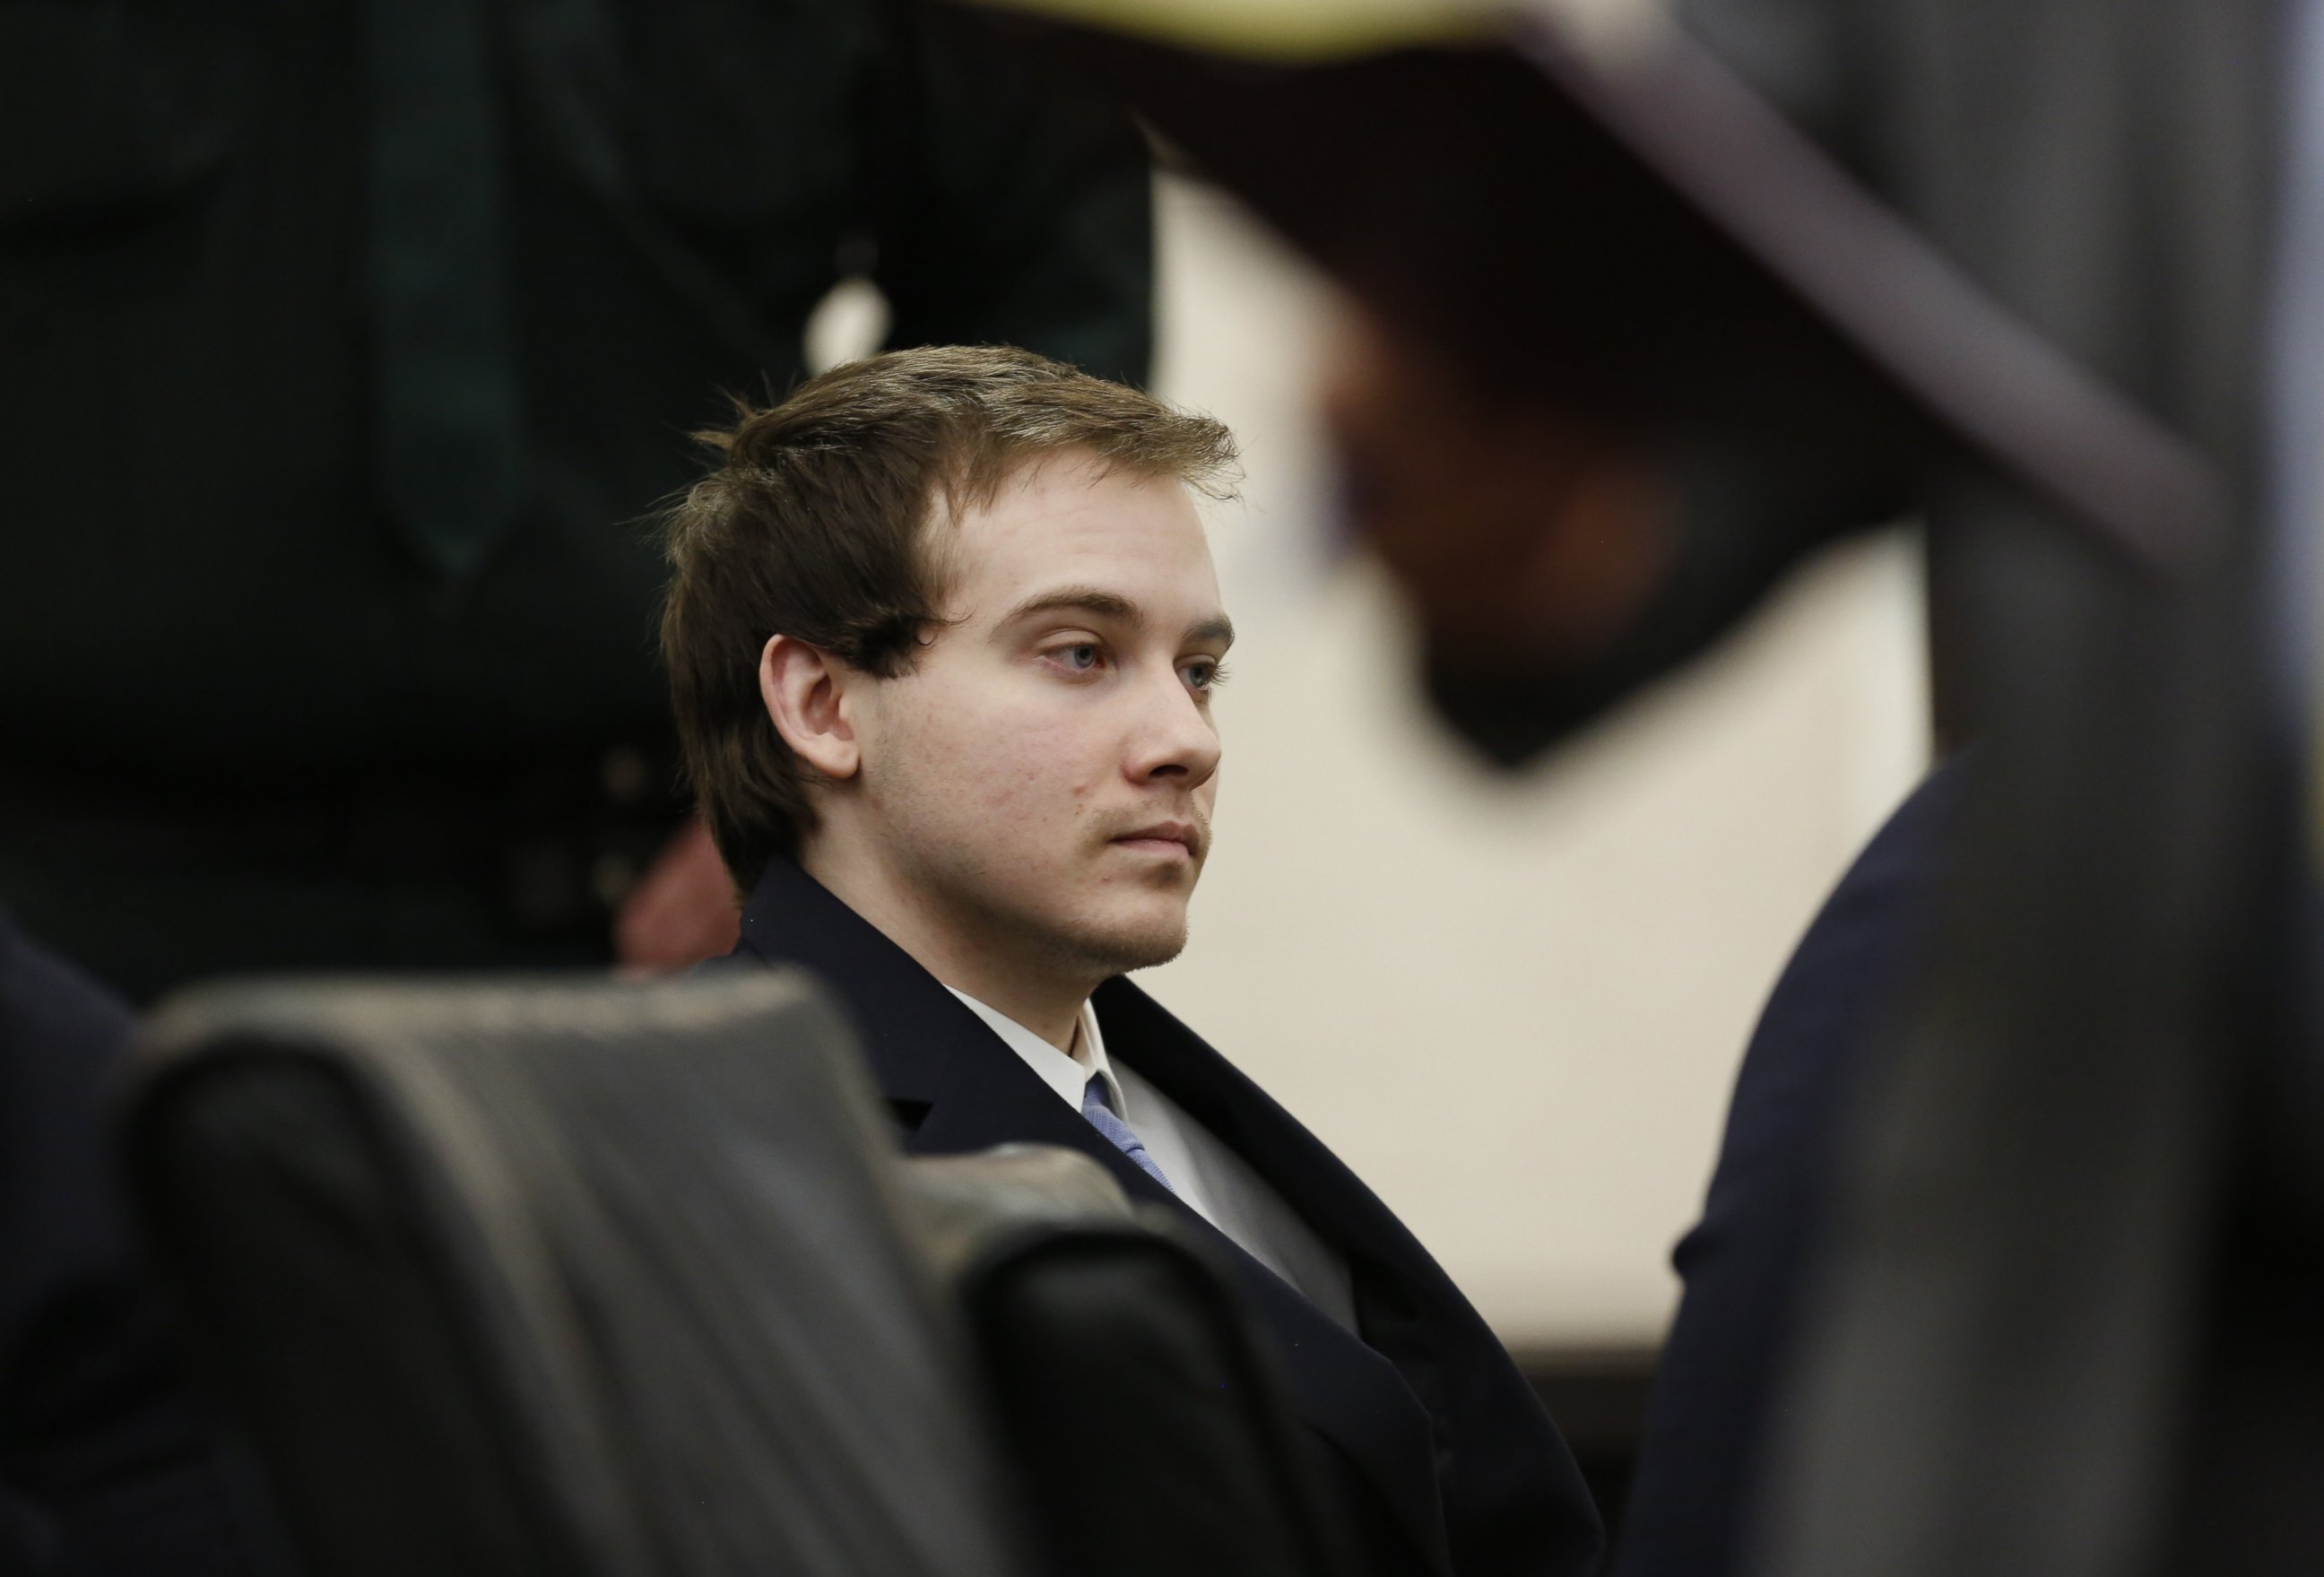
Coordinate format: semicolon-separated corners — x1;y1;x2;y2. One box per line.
1091;980;1462;1573
721;862;1452;1577
1193;1224;1454;1577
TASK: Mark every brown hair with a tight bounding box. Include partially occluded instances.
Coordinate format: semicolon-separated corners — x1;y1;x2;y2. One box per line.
660;344;1239;890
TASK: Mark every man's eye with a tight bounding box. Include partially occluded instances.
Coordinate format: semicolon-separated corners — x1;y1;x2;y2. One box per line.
1057;643;1100;672
1183;659;1228;691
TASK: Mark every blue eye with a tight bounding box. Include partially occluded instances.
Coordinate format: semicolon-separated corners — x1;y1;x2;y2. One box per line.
1062;643;1099;671
1184;659;1228;691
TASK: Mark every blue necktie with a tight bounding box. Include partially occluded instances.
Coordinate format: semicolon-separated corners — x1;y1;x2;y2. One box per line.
1081;1077;1173;1192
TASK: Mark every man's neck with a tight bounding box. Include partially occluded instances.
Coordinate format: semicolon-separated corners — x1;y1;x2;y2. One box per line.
802;842;1090;1053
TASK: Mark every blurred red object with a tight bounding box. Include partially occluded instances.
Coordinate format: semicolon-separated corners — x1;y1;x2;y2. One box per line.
615;817;741;974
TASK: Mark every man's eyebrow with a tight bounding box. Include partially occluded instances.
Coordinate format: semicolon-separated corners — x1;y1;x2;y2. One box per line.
999;585;1235;648
1186;614;1236;649
1000;586;1140;627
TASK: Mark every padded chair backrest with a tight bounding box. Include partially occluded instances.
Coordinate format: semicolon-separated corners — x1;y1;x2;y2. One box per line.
899;1150;1351;1577
121;971;1026;1577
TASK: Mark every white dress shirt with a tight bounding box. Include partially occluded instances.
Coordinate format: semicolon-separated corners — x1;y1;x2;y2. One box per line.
944;987;1358;1332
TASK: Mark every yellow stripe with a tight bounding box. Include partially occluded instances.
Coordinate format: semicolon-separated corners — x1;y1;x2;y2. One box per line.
964;0;1508;60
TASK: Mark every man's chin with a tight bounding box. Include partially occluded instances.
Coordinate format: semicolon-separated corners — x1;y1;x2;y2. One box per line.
1059;908;1190;979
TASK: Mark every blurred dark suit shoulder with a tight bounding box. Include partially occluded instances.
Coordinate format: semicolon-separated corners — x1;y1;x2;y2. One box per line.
0;914;286;1576
1612;762;1962;1577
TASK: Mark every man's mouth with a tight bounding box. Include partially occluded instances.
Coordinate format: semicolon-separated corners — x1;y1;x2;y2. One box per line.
1111;820;1201;860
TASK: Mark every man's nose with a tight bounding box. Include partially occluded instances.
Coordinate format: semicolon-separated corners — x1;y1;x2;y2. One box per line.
1126;668;1221;787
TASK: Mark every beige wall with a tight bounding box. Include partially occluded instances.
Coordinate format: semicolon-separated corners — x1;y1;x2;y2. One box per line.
1136;176;1931;1348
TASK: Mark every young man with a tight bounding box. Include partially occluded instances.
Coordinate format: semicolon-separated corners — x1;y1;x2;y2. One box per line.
662;346;1602;1577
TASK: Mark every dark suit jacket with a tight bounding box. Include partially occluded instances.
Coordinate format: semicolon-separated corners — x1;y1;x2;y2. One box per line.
1611;762;1963;1577
0;912;286;1576
712;858;1606;1577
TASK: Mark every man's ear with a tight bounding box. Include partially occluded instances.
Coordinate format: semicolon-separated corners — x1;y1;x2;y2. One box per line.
759;634;862;781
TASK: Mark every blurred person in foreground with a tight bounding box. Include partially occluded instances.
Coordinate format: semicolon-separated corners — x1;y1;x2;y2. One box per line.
0;909;288;1576
1322;0;2287;1568
663;344;1606;1577
0;0;1150;1001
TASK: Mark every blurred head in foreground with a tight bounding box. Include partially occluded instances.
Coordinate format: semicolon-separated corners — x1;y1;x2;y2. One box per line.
661;345;1239;1002
1320;304;1898;767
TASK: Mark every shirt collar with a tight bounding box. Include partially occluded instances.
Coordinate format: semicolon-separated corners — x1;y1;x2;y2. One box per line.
943;987;1128;1116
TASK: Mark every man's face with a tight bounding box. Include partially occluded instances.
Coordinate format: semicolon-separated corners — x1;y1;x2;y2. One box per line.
848;450;1232;981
